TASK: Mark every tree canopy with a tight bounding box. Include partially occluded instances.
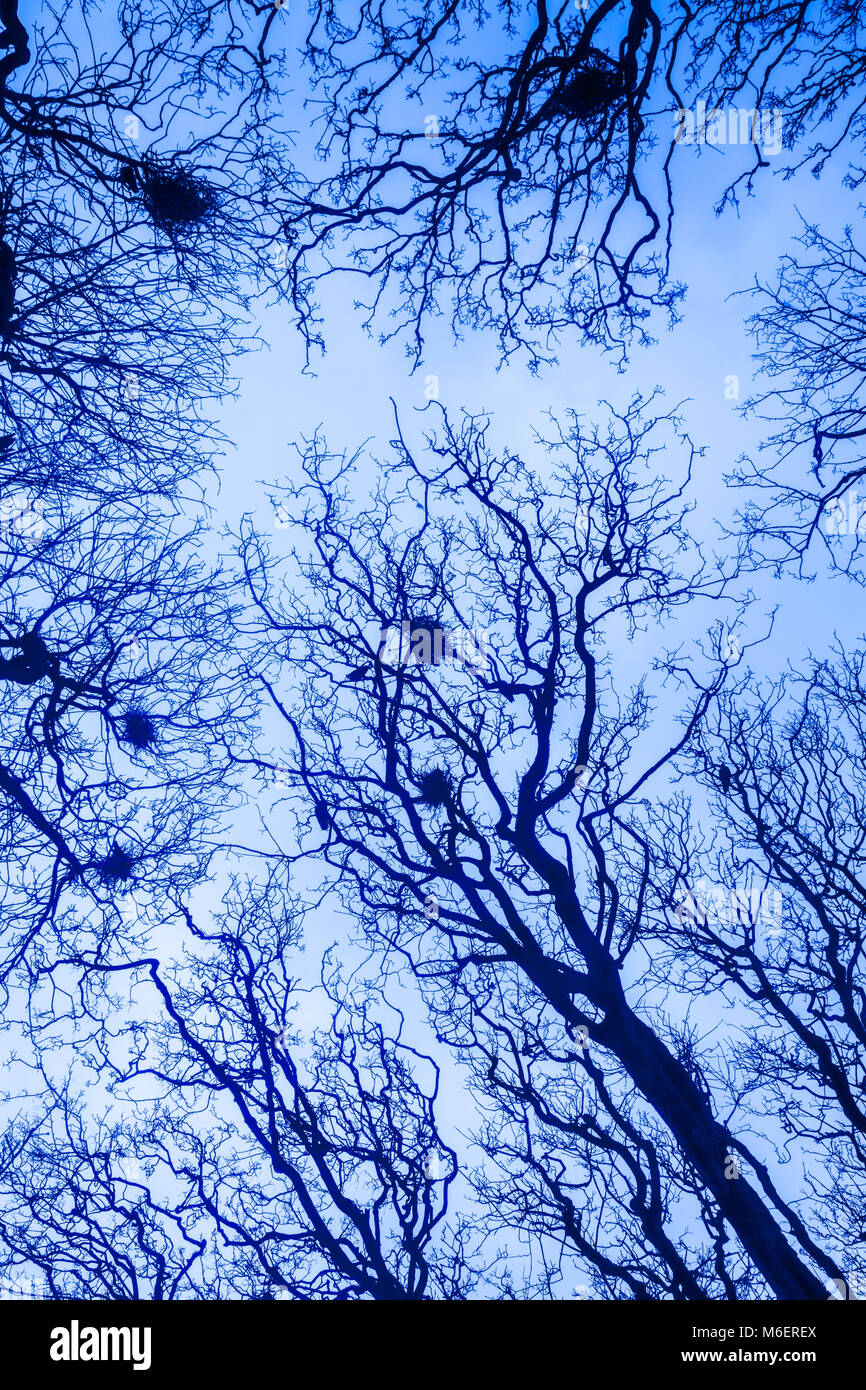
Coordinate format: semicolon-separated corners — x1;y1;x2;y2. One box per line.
1;0;865;1304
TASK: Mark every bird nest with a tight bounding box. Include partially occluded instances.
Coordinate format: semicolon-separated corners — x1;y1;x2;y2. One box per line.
98;844;136;885
121;708;157;750
405;614;454;666
419;768;452;807
546;52;626;122
141;162;219;232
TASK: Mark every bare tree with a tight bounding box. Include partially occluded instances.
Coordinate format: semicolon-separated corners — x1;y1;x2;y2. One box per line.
267;1;866;364
663;647;866;1293
0;880;476;1300
0;0;291;497
0;491;253;997
732;224;866;578
231;398;834;1298
5;0;865;1307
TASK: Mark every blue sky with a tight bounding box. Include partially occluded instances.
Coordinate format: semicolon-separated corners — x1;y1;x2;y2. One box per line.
216;112;865;679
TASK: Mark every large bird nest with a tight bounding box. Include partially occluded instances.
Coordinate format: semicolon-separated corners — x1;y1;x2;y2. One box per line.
141;162;219;232
121;708;157;750
403;614;454;666
545;50;626;122
419;767;453;807
97;842;136;885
